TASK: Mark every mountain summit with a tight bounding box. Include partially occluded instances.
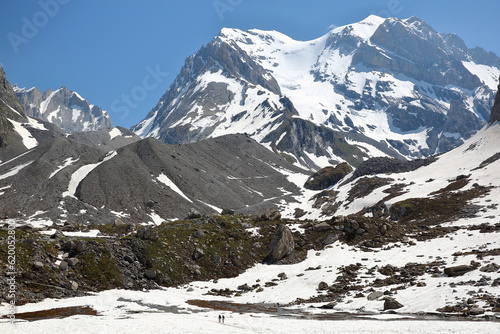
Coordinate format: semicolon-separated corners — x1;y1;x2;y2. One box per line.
132;16;500;168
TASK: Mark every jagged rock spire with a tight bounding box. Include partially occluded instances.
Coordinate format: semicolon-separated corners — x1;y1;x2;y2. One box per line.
490;76;500;123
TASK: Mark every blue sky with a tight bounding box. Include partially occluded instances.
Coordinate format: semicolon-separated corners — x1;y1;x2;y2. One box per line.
1;0;499;129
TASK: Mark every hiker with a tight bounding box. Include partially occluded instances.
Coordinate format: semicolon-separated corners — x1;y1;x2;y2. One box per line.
222;315;225;323
218;314;221;323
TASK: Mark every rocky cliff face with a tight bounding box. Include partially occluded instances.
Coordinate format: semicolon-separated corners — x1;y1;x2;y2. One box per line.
489;77;500;123
133;16;500;168
0;66;29;160
15;86;112;133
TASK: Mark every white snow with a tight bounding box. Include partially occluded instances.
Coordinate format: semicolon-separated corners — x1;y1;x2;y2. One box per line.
49;157;79;179
156;173;192;203
62;152;117;198
462;61;500;90
0;161;33;181
149;211;165;226
8;119;38;149
108;127;123;140
198;200;222;213
40;229;102;238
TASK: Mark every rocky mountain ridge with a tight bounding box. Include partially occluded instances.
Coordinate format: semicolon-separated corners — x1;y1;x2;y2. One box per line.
14;86;112;133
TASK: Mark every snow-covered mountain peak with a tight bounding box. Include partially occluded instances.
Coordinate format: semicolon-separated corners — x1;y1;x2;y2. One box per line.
15;86;112;133
133;16;500;169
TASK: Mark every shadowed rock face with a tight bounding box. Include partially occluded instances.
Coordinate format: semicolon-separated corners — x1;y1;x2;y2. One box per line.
265;224;294;264
0;66;28;160
490;77;500;123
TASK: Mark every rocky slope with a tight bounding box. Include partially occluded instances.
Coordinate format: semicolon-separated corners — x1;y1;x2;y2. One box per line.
14;86;112;133
133;15;500;168
0;128;306;225
0;66;30;161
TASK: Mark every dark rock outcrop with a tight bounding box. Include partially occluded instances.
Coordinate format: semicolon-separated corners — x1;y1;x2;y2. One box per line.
265;225;294;263
261;208;282;221
345;156;437;184
444;265;477;277
489;76;500;123
304;163;353;190
383;297;404;311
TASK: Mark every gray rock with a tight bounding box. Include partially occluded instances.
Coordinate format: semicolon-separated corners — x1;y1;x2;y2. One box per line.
312;222;333;232
67;258;80;267
265;224;294;263
33;261;44;270
187;208;202;219
367;291;384;301
384;298;404;310
123;255;134;263
113;218;125;226
221;208;235;215
74;240;87;253
61;240;75;252
261;208;281;221
192;247;205;260
479;263;500;273
444;265;477;277
59;261;69;271
318;282;329;290
51;230;65;239
321;234;339;246
469;307;485;315
69;281;78;291
136;226;158;240
144;270;157;280
192;229;206;238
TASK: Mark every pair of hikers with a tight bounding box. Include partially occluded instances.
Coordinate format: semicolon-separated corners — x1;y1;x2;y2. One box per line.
218;314;225;323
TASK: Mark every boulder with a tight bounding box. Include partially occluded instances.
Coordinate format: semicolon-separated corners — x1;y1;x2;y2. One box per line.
67;258;80;267
192;229;206;238
479;263;500;273
469;307;485;316
59;261;69;271
32;261;44;270
144;270;157;280
318;282;329;290
187;208;202;219
112;218;125;226
68;281;78;291
367;291;384;301
293;208;307;218
321;234;339;246
136;226;158;240
444;265;477;277
304;163;353;190
221;208;235;215
261;208;281;221
192;247;205;260
51;230;65;239
312;222;333;232
383;298;404;310
61;240;75;252
265;225;294;263
74;240;87;253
